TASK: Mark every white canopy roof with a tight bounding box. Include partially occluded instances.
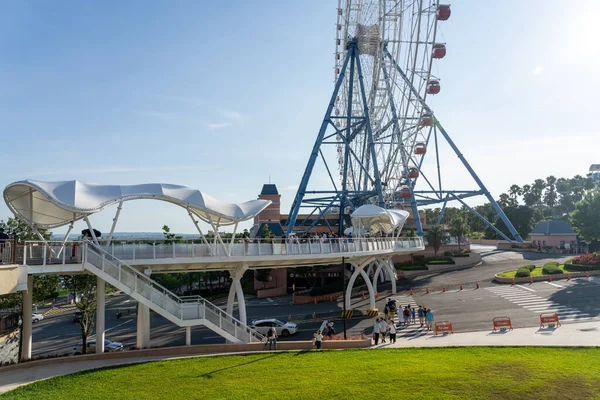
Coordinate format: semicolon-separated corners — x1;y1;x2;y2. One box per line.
3;180;271;229
351;205;410;235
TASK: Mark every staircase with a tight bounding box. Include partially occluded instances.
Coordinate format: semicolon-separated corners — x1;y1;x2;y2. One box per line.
82;242;263;344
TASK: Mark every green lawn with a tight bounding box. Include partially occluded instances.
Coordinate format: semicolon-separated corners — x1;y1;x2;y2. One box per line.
3;348;600;400
498;265;569;278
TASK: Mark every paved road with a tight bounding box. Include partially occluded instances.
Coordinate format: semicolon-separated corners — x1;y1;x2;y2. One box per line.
30;250;600;356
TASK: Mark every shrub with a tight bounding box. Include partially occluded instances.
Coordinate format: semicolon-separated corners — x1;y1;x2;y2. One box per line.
563;263;600;272
543;261;559;268
541;265;563;275
444;251;453;257
394;264;428;271
425;256;455;265
515;267;531;277
522;264;536;272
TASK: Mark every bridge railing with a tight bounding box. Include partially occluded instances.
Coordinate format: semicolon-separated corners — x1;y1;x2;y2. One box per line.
18;237;424;265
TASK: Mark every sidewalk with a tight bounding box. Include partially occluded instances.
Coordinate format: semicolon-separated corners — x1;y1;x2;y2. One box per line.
375;320;600;348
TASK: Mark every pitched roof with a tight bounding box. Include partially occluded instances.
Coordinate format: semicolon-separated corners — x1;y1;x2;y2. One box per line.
254;222;284;237
260;184;279;196
530;220;577;235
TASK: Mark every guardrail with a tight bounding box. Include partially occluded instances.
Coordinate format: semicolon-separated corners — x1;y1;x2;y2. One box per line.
0;240;16;265
19;237;424;265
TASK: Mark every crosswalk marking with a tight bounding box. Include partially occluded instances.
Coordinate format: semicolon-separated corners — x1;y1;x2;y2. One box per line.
486;286;595;323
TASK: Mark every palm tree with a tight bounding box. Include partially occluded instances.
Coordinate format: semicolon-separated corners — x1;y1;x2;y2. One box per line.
449;216;470;251
508;184;522;205
425;225;444;257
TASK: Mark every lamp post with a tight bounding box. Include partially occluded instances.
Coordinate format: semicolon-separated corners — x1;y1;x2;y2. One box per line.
342;256;347;339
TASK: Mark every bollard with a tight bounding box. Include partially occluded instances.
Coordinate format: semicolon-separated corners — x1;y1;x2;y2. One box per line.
442;287;446;293
409;289;413;295
459;285;463;291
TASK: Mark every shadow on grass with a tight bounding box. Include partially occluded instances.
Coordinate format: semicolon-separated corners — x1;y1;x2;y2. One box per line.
196;353;284;379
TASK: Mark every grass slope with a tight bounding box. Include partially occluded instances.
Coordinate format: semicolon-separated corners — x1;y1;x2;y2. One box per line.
3;348;600;400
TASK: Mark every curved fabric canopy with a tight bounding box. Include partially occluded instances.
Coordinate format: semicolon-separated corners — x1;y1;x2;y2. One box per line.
351;205;410;235
3;180;271;229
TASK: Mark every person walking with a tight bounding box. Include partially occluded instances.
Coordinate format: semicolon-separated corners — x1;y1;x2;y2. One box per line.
403;307;410;326
314;329;323;349
373;318;381;345
397;307;405;327
388;319;397;343
411;307;416;324
267;325;278;350
378;317;388;343
384;304;389;320
417;305;425;327
426;308;434;331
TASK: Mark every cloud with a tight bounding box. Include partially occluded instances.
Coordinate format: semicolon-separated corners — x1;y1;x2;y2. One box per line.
219;109;243;120
531;66;544;75
207;122;230;130
18;164;216;178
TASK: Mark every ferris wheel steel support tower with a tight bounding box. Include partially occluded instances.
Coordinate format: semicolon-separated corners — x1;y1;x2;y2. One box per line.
286;2;523;243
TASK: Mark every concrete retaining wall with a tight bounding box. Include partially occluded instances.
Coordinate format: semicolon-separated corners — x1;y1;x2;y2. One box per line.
293;291;343;305
256;286;287;298
494;270;600;284
401;253;482;278
469;239;497;245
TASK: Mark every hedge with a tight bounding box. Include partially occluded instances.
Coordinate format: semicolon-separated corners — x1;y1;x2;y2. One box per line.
563;263;600;272
394;264;428;271
543;261;560;268
541;265;563;275
426;256;455;265
521;264;536;272
515;267;531;277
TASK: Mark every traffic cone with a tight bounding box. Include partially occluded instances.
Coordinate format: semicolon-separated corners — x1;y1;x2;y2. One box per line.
425;288;429;294
567;274;571;281
361;293;365;300
549;275;553;282
313;297;317;304
475;283;479;289
459;285;463;291
511;278;515;286
409;289;413;295
442;287;446;293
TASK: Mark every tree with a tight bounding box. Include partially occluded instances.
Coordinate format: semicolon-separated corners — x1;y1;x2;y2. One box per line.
544;175;558;211
571;189;600;244
486;206;535;241
162;225;183;243
531;179;546;207
33;275;59;303
522;184;537;207
255;269;272;289
62;275;99;354
260;225;271;239
449;215;470;251
508;184;522;204
497;193;511;208
425;225;444;256
0;217;50;243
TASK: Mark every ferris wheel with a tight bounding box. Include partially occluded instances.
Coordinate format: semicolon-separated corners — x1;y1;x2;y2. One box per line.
333;0;450;207
286;2;523;242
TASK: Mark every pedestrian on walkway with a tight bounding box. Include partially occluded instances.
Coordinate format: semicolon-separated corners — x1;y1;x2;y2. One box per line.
378;317;388;343
267;326;278;350
314;329;323;349
411;307;416;324
425;309;434;331
373;318;381;345
397;307;405;327
417;305;425;327
384;304;389;320
388;319;397;343
403;306;410;326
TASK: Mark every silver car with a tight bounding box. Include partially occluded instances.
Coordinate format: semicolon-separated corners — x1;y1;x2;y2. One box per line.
73;339;124;355
250;319;298;337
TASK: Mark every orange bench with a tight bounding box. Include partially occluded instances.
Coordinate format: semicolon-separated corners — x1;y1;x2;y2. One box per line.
492;316;513;331
434;321;454;335
539;312;561;329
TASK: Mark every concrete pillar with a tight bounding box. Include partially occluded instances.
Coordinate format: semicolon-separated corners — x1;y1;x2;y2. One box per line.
234;278;246;325
226;266;248;324
344;259;376;310
387;259;397;294
359;267;377;310
372;262;383;295
185;326;191;346
226;282;237;316
136;303;150;349
96;277;105;354
21;275;33;361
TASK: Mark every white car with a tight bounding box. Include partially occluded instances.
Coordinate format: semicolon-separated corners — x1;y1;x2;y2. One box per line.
250;319;298;337
32;313;44;323
73;339;124;355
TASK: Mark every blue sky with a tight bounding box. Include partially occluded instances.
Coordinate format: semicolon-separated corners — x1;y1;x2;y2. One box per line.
1;1;599;235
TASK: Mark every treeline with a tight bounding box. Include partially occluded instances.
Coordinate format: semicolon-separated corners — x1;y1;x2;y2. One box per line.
424;173;597;240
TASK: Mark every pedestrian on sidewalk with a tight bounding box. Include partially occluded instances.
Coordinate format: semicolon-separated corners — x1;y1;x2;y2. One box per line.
388;319;397;343
267;326;278;350
425;309;434;331
378;317;388;343
314;329;323;349
384;304;389;320
417;305;425;327
373;318;381;345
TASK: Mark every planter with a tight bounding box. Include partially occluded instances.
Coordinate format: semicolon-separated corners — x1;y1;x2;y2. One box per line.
494;270;600;284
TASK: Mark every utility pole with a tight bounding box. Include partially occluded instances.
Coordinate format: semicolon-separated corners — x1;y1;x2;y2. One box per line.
342;256;347;339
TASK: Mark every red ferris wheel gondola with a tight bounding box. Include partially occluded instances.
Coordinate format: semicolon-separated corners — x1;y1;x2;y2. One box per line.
426;80;440;95
415;143;427;155
432;43;446;59
436;5;451;21
400;187;412;199
408;167;419;179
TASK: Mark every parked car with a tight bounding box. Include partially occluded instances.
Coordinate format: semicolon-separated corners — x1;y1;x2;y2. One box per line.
250;319;298;337
72;311;82;323
32;313;44;323
73;339;123;355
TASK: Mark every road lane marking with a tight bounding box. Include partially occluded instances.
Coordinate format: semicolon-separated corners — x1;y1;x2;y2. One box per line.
546;282;565;288
516;285;536;292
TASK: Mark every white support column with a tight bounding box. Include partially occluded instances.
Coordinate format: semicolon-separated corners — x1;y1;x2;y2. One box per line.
226;280;237;316
136;303;150;349
185;326;191;346
235;274;247;325
96;277;105;354
21;275;33;361
187;208;210;245
372;261;383;295
57;220;74;258
386;259;397;294
106;201;123;246
344;258;376;310
83;217;100;246
226;265;248;323
228;222;238;256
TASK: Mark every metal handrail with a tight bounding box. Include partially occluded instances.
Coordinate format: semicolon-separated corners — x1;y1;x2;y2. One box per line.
83;242;263;342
